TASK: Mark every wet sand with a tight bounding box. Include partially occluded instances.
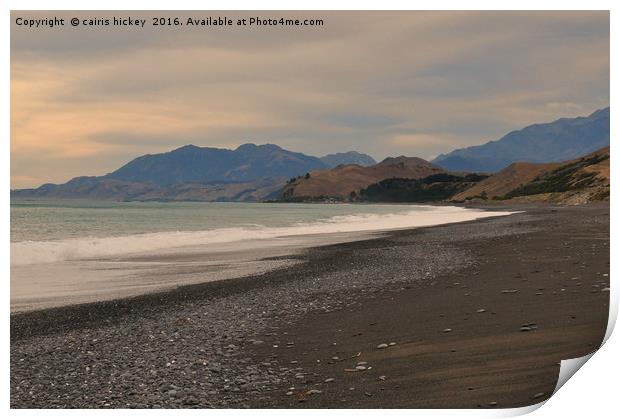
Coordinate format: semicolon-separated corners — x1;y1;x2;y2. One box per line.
10;231;380;312
10;203;609;408
11;206;511;313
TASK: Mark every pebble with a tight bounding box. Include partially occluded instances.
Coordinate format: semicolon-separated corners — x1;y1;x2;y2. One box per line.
476;309;486;313
388;342;396;346
324;378;335;383
532;392;546;399
500;289;518;294
355;365;367;371
13;211;581;409
521;322;538;332
306;389;322;395
442;328;453;333
376;343;388;349
378;375;387;381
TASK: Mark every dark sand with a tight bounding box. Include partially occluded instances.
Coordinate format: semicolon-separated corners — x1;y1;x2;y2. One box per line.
10;203;609;408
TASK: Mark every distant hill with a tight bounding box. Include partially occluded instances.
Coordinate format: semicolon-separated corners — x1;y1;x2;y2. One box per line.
280;156;445;200
11;143;338;202
12;175;287;202
500;146;610;204
451;162;560;201
12;107;611;205
359;173;488;203
320;151;376;168
106;143;328;185
454;147;609;204
432;107;609;173
13;143;385;202
280;146;610;205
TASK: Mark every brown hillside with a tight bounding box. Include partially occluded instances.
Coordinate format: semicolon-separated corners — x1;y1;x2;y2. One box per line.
282;156;444;199
452;147;609;201
455;146;609;203
503;146;609;205
452;162;560;201
580;146;610;182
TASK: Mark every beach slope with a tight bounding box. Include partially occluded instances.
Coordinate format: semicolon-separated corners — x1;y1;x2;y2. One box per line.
10;203;609;408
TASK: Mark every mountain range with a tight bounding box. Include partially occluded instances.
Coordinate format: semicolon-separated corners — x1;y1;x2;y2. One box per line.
432;107;609;173
107;143;326;185
283;146;609;205
12;144;376;202
12;107;609;203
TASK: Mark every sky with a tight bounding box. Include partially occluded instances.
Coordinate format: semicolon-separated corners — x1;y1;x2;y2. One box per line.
11;11;609;189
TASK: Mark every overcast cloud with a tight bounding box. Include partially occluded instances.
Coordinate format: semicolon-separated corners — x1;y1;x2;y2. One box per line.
11;11;609;188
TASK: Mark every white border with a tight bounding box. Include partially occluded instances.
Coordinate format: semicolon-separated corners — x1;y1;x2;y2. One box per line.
2;1;616;418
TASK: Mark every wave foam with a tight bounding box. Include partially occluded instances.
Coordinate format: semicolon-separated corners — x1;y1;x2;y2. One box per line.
11;206;511;266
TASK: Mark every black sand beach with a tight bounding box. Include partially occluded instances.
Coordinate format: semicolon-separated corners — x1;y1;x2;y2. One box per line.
10;203;610;408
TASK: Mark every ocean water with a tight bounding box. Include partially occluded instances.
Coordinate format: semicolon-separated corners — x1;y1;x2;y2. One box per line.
11;199;512;311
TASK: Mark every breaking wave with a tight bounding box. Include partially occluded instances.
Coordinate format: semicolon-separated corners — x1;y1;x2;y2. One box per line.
11;206;511;266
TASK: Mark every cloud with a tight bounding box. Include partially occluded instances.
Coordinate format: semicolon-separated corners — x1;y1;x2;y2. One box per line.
10;11;609;188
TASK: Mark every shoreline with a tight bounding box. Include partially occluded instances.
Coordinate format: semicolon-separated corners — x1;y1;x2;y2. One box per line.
10;204;511;334
10;204;510;313
10;202;609;408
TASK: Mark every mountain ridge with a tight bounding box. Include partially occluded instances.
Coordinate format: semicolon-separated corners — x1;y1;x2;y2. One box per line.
12;107;610;204
280;156;445;200
104;143;327;185
12;143;377;202
320;151;376;168
432;107;609;173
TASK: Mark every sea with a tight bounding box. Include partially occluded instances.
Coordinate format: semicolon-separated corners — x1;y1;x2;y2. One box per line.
10;199;512;312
